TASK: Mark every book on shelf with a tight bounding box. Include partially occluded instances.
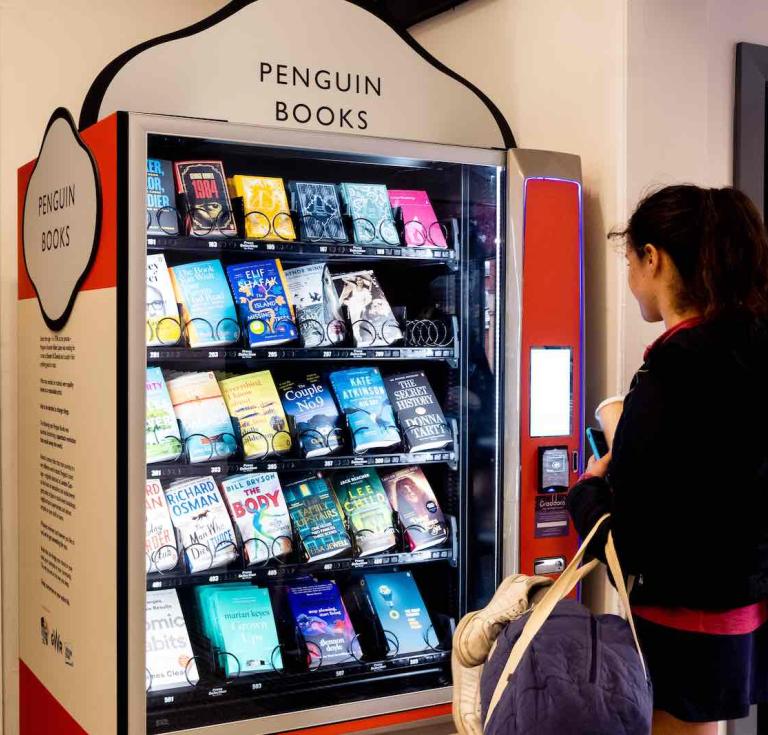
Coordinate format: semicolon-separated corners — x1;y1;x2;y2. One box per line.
146;158;179;236
331;469;396;557
146;479;179;573
146;589;198;691
163;476;239;573
286;578;356;667
146;367;182;464
387;190;447;248
328;367;400;453
379;466;448;552
283;476;351;562
385;371;452;453
283;263;345;347
277;373;344;458
219;370;292;459
195;584;282;676
165;371;238;463
168;260;240;348
361;570;435;655
339;182;399;246
174;160;237;237
146;253;182;346
230;175;296;241
220;473;292;565
332;270;402;347
225;259;298;348
289;181;347;242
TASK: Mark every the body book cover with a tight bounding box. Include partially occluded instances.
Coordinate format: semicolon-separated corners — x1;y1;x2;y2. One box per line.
174;160;237;237
283;476;351;562
329;367;400;453
146;158;179;236
332;469;396;556
226;259;298;348
146;367;182;464
385;371;452;452
290;181;347;242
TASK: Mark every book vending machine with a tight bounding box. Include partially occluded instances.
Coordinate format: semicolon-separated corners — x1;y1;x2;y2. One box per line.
16;3;583;735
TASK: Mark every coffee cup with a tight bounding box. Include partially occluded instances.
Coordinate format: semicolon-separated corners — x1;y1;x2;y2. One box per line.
594;395;624;449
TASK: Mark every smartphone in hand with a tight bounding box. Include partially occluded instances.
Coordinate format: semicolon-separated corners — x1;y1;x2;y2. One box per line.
586;427;609;459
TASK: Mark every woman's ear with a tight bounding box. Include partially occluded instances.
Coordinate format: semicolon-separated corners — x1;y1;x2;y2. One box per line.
644;243;661;275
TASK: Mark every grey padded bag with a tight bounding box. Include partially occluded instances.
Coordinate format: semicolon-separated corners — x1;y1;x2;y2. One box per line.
480;515;653;735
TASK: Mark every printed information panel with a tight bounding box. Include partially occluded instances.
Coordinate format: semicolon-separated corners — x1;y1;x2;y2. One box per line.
18;112;118;735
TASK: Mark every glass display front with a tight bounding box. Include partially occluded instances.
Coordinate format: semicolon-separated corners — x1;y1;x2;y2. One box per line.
143;130;504;732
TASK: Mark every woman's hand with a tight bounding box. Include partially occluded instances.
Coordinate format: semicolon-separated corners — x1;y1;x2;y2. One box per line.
586;451;612;478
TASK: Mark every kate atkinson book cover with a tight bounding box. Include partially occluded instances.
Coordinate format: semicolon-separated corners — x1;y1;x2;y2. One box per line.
146;589;199;691
146;367;182;464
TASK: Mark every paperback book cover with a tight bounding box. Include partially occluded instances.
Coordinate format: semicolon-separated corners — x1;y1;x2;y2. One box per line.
387;190;447;248
339;182;399;246
328;367;400;453
163;476;239;573
332;270;402;347
287;578;356;667
278;373;344;458
225;259;298;347
146;367;182;464
331;469;396;556
169;260;240;348
219;371;292;459
166;372;237;463
385;371;452;452
290;181;347;242
195;584;282;676
283;476;351;562
362;571;435;655
146;253;182;346
146;589;199;690
146;479;178;573
284;263;344;347
220;473;293;565
174;160;237;237
231;175;296;241
146;158;179;236
380;466;448;552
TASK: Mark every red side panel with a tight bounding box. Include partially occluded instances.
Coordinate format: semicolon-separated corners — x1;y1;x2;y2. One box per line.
519;178;582;575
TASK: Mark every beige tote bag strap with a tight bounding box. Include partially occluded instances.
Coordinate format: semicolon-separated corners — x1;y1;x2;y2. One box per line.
484;514;610;726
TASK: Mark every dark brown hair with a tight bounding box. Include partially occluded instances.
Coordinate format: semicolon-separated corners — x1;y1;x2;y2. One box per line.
613;185;768;318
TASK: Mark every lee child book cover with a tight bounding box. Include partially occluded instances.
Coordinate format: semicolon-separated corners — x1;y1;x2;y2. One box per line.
332;270;402;347
219;370;292;459
231;175;296;241
168;260;240;348
163;476;239;573
284;263;345;347
331;469;396;556
362;571;435;655
278;373;344;458
328;367;400;453
146;253;182;346
146;367;182;464
226;259;298;347
165;371;237;463
387;189;447;248
146;589;199;690
287;578;356;667
174;160;237;237
146;158;179;236
385;371;452;453
379;466;448;552
290;181;347;242
283;476;351;562
146;479;178;573
339;182;399;246
220;473;293;565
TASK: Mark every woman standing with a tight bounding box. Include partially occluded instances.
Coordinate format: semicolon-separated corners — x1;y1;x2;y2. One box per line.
567;185;768;735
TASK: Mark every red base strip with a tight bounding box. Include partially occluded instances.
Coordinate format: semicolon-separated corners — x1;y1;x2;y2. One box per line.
286;704;451;735
20;659;88;735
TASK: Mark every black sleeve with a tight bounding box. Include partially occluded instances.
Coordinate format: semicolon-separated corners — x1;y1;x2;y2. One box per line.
566;475;612;561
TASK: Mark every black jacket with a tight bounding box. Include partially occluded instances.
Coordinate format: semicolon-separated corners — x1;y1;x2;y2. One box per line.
567;315;768;609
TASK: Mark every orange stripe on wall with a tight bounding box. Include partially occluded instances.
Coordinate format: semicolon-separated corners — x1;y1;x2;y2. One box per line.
18;113;119;301
285;704;451;735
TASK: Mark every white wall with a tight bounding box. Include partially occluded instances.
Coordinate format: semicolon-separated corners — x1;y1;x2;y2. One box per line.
0;3;224;733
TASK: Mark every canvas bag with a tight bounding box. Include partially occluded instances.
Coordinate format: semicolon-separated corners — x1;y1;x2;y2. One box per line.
481;515;653;735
